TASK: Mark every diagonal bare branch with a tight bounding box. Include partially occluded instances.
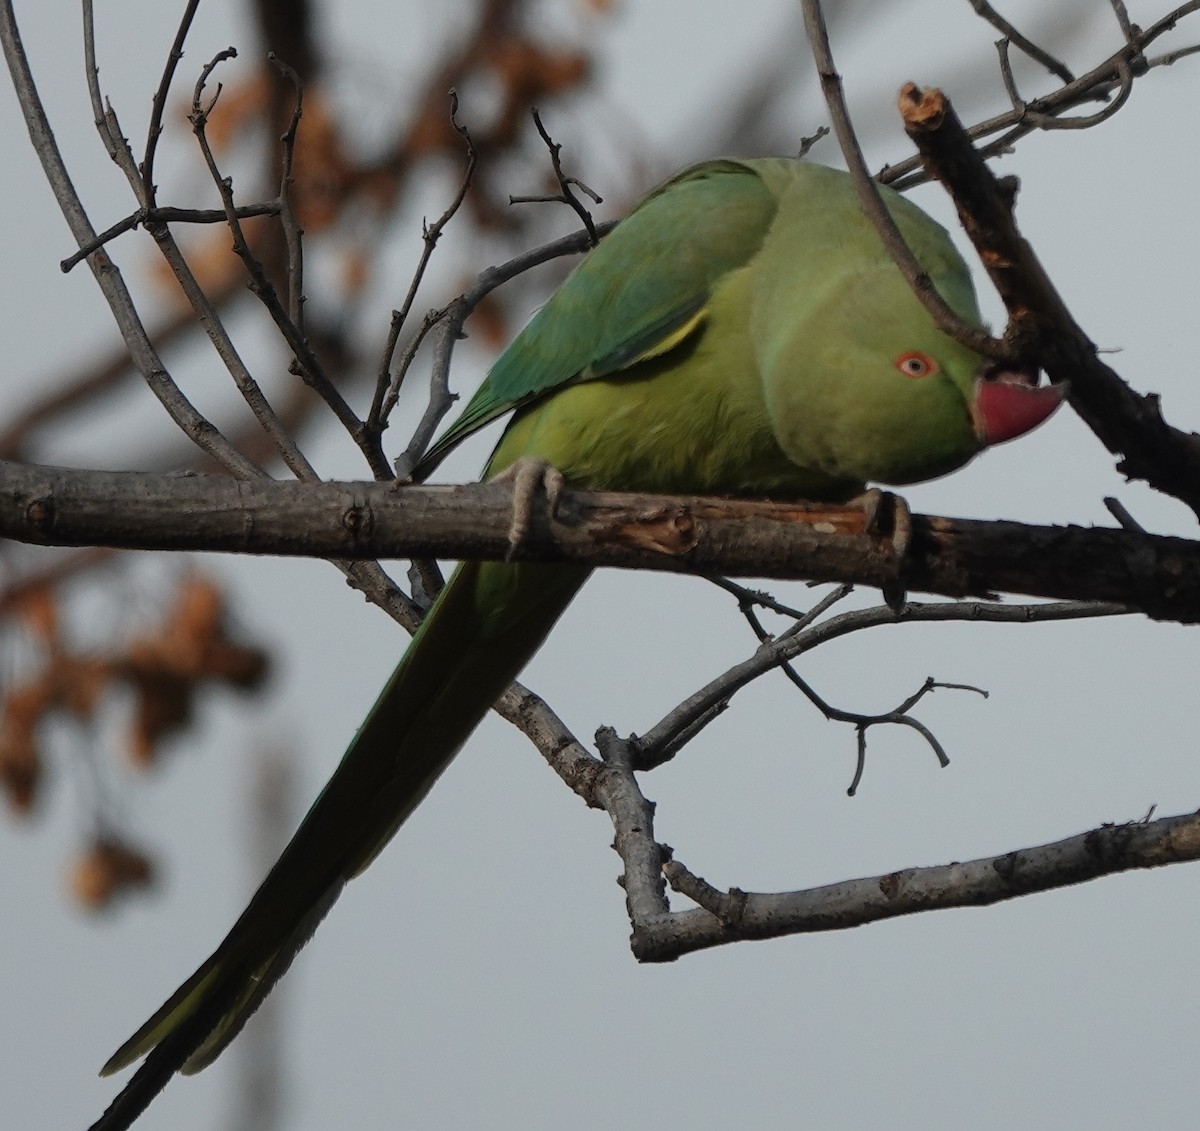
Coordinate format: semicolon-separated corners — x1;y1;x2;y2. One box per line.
800;0;1009;361
0;0;264;479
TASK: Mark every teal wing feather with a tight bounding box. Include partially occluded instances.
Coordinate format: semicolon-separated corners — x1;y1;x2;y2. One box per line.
413;160;780;478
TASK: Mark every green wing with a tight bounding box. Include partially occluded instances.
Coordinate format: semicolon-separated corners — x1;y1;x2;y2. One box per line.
412;160;780;479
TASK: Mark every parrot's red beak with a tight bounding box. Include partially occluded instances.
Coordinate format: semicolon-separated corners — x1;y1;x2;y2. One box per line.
971;365;1066;446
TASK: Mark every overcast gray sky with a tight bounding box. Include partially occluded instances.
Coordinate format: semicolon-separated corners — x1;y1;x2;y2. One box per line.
3;3;1200;1129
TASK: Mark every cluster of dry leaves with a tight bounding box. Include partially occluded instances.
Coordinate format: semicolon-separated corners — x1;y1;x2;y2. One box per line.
0;576;268;907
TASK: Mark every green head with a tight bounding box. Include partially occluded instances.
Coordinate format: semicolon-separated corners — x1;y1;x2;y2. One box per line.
752;181;1062;487
761;264;984;485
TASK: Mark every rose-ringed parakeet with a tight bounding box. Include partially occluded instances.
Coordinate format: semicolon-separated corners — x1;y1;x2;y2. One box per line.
88;158;1062;1131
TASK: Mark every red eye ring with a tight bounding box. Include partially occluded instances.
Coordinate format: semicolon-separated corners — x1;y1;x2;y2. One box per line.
895;351;937;379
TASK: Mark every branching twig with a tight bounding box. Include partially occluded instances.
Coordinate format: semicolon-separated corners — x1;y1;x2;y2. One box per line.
645;809;1200;961
494;680;597;802
1010;56;1135;131
509;108;604;246
884;2;1200;189
0;0;263;479
636;598;1124;767
60;202;282;272
758;648;989;795
840;677;988;796
370;89;478;445
80;7;324;483
392;221;617;479
188;50;391;480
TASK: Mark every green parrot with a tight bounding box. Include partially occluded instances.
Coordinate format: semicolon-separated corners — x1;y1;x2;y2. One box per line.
88;158;1061;1130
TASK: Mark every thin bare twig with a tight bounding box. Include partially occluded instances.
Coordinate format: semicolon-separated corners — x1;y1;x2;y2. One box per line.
393;221;617;479
269;53;307;336
840;677;988;795
79;6;325;483
884;2;1200;189
1016;56;1135;130
996;38;1025;109
800;0;1007;361
370;89;478;443
988;34;1133;134
1110;0;1138;45
764;662;988;794
796;124;830;157
81;0;145;197
636;599;1125;766
508;107;604;246
141;0;202;202
60;202;282;272
1103;497;1146;533
703;582;993;793
776;584;855;642
0;0;262;478
1151;40;1200;64
967;0;1075;83
708;577;817;623
188;50;391;480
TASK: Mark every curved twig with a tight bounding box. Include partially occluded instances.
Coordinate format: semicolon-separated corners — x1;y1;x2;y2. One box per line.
800;0;1008;360
635;599;1125;766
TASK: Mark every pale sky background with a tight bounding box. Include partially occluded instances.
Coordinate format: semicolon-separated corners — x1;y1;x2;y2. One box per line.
3;2;1200;1130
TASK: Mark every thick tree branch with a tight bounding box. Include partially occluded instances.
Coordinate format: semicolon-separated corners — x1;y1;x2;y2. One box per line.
899;84;1200;519
2;459;1199;621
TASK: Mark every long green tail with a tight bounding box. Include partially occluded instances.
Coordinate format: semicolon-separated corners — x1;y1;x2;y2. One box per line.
89;558;588;1131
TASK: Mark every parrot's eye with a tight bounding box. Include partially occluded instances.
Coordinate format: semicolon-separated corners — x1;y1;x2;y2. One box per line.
895;351;937;378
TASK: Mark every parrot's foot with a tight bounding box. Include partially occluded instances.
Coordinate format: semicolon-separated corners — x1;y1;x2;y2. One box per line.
489;457;566;557
858;488;912;560
856;488;912;612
